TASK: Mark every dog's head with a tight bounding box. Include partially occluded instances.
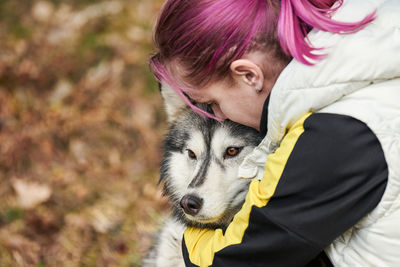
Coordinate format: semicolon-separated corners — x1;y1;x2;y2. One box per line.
159;84;262;228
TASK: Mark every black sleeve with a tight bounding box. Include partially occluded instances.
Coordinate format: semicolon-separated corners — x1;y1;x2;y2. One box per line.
182;113;388;267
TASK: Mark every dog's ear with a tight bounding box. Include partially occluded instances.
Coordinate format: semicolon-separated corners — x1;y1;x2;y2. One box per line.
160;83;186;122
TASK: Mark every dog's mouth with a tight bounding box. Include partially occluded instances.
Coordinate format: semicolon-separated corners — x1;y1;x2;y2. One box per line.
185;213;224;224
180;204;243;229
183;213;229;229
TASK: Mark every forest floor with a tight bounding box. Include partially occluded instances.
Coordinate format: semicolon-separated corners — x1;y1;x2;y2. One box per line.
0;0;169;266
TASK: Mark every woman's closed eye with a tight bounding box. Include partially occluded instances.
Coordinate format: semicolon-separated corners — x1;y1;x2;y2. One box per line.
210;102;227;120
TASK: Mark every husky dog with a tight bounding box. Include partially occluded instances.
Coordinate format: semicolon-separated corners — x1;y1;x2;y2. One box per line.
143;85;262;267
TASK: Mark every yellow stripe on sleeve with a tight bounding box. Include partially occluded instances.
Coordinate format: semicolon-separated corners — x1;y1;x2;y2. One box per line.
184;112;312;267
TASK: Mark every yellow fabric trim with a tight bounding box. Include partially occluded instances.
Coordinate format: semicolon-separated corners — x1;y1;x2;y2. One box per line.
184;112;312;267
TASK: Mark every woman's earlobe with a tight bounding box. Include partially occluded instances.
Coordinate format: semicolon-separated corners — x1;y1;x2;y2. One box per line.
254;84;262;93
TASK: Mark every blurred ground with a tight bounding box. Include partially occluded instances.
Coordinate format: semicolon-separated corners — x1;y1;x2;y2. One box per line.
0;0;169;266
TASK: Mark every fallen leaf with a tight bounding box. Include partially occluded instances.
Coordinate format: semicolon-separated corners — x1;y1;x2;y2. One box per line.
32;1;55;22
12;179;52;209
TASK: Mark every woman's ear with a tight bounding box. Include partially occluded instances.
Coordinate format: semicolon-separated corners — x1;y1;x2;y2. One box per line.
230;59;264;93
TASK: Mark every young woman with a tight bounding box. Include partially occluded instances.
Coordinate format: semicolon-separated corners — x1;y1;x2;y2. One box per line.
150;0;400;266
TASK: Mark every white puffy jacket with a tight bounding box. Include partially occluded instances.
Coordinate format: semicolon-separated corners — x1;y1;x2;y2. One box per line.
238;0;400;265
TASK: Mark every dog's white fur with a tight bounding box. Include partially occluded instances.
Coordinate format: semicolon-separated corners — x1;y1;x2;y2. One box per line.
143;218;185;267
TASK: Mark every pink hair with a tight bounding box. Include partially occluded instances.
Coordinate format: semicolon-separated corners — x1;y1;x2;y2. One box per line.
150;0;375;118
278;0;375;64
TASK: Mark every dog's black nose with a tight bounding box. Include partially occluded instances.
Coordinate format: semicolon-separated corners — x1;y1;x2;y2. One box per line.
180;195;203;216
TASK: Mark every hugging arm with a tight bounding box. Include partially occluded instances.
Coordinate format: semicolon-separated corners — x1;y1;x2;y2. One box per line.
182;113;388;267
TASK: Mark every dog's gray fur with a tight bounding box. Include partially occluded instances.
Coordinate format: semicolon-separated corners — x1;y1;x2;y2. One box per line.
142;85;262;267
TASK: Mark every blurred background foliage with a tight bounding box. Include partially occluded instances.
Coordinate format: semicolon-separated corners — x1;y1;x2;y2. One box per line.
0;0;169;266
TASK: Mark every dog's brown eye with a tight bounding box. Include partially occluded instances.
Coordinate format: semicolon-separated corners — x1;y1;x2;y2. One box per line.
187;149;197;160
225;147;241;158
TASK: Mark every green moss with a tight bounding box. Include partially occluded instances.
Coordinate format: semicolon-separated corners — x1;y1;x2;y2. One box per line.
10;23;31;39
142;65;159;96
82;33;99;50
5;208;24;223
